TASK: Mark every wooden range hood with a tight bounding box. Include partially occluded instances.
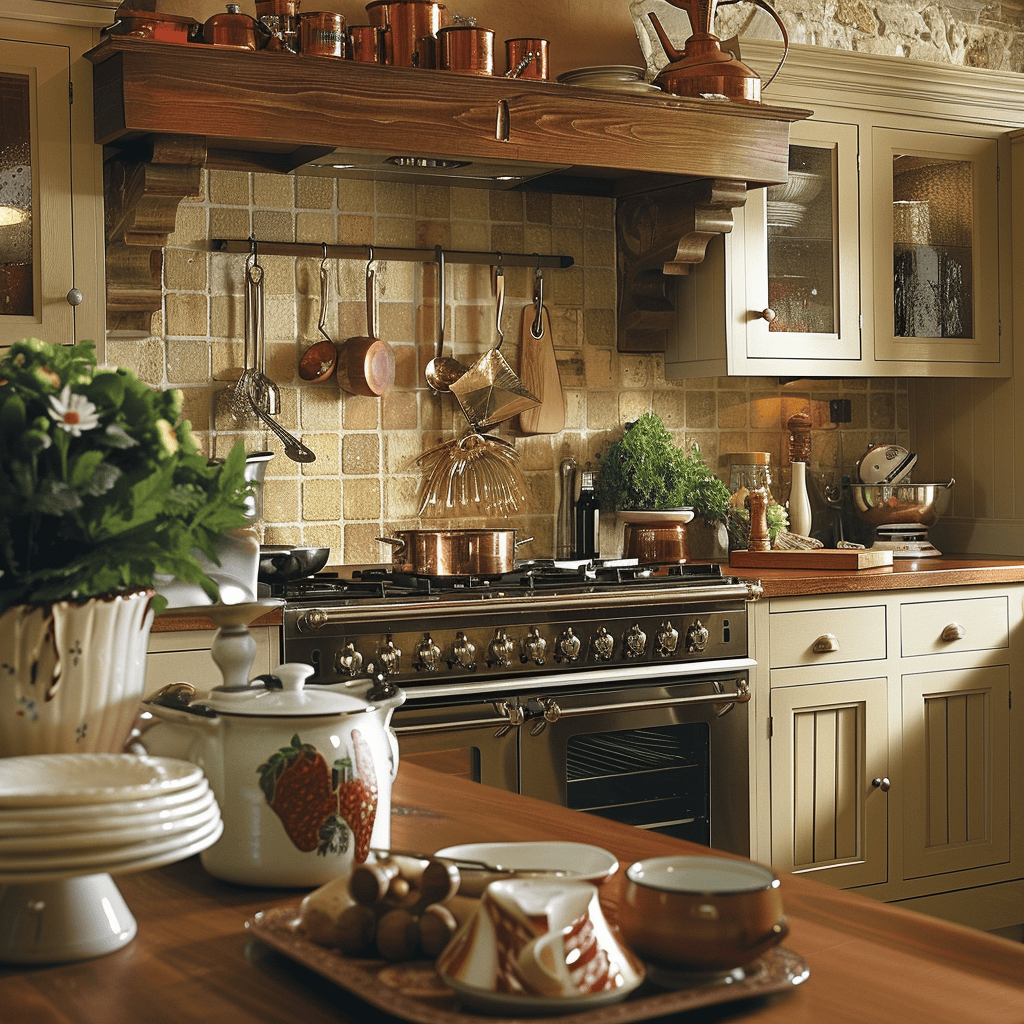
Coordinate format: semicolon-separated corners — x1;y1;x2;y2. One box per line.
86;37;809;347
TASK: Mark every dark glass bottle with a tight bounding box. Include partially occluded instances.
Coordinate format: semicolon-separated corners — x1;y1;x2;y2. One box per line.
574;470;600;560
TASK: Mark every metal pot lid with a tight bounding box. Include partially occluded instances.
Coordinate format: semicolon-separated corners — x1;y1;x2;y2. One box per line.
203;663;395;716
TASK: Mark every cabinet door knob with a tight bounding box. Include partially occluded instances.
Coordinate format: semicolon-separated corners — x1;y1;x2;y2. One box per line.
940;623;967;642
760;307;777;322
811;633;840;654
872;777;891;792
66;287;84;306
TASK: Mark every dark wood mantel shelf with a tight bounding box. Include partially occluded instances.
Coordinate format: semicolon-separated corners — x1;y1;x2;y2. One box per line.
86;37;810;339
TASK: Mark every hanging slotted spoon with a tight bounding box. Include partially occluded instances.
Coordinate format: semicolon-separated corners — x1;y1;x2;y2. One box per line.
248;258;281;414
226;253;261;421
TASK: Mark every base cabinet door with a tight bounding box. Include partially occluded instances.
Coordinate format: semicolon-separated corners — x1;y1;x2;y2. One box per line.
901;665;1011;879
770;676;890;887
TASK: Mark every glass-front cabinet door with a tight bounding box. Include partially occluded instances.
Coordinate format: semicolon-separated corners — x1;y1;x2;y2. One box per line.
871;128;1002;368
0;36;75;349
743;119;861;365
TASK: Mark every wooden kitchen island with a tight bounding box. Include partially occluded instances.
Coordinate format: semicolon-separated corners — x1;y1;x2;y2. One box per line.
2;762;1022;1024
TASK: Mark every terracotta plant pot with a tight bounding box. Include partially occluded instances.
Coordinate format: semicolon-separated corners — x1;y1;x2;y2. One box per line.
0;590;155;756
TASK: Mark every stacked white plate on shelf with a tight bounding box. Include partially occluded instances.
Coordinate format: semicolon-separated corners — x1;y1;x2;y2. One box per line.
0;753;223;964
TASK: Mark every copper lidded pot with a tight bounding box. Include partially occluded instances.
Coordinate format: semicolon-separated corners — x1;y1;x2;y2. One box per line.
203;4;269;49
300;11;347;56
505;37;549;80
365;0;445;67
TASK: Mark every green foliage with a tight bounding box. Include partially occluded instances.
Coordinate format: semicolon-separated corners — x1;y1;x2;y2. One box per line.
595;413;732;523
0;338;252;615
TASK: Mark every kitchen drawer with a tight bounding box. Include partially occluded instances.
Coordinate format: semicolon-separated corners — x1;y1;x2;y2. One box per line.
901;596;1009;658
769;605;887;669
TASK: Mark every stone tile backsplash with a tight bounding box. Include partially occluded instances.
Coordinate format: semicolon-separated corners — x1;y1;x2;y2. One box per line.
107;171;909;563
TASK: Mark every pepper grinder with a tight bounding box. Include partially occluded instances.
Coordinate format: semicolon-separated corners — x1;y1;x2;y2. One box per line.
787;412;813;538
747;487;772;551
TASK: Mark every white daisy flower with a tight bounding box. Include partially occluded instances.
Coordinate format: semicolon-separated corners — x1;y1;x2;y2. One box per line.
48;386;100;437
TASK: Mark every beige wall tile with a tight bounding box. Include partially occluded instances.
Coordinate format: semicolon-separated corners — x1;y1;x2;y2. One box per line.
343;477;382;520
209;170;250;206
302;477;342;520
342;433;380;475
164;294;209;338
254;175;295;209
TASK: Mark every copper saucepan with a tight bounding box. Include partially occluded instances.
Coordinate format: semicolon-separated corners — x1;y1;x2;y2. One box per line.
376;529;532;575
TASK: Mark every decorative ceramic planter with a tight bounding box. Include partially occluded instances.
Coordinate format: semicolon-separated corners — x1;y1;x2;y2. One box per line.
0;590;155;756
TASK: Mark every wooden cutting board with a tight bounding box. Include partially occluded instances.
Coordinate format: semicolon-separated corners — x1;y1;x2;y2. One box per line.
730;549;895;569
517;304;564;434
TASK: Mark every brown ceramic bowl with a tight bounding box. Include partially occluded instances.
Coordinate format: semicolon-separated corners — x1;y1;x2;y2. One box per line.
618;855;787;974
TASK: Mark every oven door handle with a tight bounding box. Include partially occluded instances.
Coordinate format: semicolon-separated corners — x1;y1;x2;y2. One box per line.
529;678;750;723
393;701;524;736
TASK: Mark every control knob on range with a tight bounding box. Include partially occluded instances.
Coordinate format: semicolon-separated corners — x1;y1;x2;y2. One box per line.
520;627;547;666
655;621;679;657
685;619;710;653
377;635;402;676
623;623;647;659
592;626;615;662
487;629;514;668
448;631;477;671
334;641;364;677
414;634;442;672
554;627;581;664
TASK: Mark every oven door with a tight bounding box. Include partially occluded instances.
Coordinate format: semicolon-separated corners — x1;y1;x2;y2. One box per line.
392;698;519;792
518;675;750;857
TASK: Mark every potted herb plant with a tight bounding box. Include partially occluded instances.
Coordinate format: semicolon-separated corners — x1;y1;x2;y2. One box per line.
595;413;732;561
0;337;252;756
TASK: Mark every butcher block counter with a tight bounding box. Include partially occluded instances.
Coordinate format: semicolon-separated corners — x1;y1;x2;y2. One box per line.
3;763;1022;1024
727;554;1024;598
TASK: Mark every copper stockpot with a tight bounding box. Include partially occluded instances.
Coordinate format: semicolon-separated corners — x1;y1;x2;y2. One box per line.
349;24;384;61
623;523;690;564
203;4;269;49
376;529;528;576
505;37;549;80
365;0;445;67
300;11;347;56
437;24;494;75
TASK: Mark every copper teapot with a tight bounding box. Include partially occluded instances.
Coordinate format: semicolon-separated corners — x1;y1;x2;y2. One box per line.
648;0;788;101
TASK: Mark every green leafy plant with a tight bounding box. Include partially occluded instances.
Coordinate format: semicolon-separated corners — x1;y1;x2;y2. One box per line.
0;338;252;615
595;413;732;523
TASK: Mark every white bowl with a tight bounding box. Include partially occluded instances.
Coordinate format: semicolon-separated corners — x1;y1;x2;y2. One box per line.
617;508;695;525
434;841;618;897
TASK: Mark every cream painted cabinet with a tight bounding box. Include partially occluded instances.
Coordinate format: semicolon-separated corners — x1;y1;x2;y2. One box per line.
0;5;107;350
665;43;1017;380
752;583;1022;928
146;627;279;699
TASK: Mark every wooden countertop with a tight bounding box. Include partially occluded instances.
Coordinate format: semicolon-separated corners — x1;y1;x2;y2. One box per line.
4;762;1022;1024
729;554;1024;598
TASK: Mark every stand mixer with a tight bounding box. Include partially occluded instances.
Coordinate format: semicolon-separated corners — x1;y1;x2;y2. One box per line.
847;479;955;557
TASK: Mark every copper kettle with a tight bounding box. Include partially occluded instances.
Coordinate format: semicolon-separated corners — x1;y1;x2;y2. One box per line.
648;0;788;101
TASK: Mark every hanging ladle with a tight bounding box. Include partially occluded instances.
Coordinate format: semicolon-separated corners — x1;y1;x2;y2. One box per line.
424;245;467;393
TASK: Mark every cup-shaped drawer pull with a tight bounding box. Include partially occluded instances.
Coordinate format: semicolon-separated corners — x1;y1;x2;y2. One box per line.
940;622;967;642
811;633;840;654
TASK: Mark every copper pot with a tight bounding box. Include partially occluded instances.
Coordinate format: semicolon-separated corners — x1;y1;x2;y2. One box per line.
376;529;528;576
365;0;445;67
623;523;690;564
107;7;201;43
300;11;347;56
505;37;548;80
437;24;493;75
203;4;269;49
349;23;384;61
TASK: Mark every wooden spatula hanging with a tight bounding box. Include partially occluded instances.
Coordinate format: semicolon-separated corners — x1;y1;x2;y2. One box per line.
518;267;564;435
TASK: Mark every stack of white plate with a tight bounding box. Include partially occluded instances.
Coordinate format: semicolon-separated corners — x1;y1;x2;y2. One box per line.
0;753;222;964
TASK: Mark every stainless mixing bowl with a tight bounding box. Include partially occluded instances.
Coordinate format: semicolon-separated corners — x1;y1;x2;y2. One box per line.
848;479;954;529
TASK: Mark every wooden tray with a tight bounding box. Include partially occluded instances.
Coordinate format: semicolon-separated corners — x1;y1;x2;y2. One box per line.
730;549;894;570
246;905;809;1024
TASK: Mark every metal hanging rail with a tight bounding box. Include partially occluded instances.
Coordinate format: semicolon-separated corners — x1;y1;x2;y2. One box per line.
211;239;573;269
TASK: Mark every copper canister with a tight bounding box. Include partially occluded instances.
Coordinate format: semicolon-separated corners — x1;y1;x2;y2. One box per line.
203;4;262;49
349;23;384;61
505;37;548;80
365;0;445;67
437;24;494;75
300;11;346;56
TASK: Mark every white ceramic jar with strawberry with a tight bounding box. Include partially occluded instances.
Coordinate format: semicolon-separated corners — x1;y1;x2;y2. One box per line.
137;664;405;887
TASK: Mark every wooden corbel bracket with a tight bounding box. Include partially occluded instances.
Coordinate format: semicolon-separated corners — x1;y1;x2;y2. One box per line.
616;178;747;352
103;135;207;335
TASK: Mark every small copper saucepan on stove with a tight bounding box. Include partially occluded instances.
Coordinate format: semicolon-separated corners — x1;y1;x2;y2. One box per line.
376;529;531;576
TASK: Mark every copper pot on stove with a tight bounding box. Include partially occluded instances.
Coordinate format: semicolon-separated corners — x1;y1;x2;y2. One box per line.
376;529;530;576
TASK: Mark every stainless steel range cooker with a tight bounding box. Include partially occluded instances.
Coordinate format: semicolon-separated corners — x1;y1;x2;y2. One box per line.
278;561;763;856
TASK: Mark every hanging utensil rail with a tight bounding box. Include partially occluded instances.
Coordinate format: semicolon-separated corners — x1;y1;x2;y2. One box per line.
212;238;573;269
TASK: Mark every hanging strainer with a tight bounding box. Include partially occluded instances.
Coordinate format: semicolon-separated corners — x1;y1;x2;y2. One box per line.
450;260;539;430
